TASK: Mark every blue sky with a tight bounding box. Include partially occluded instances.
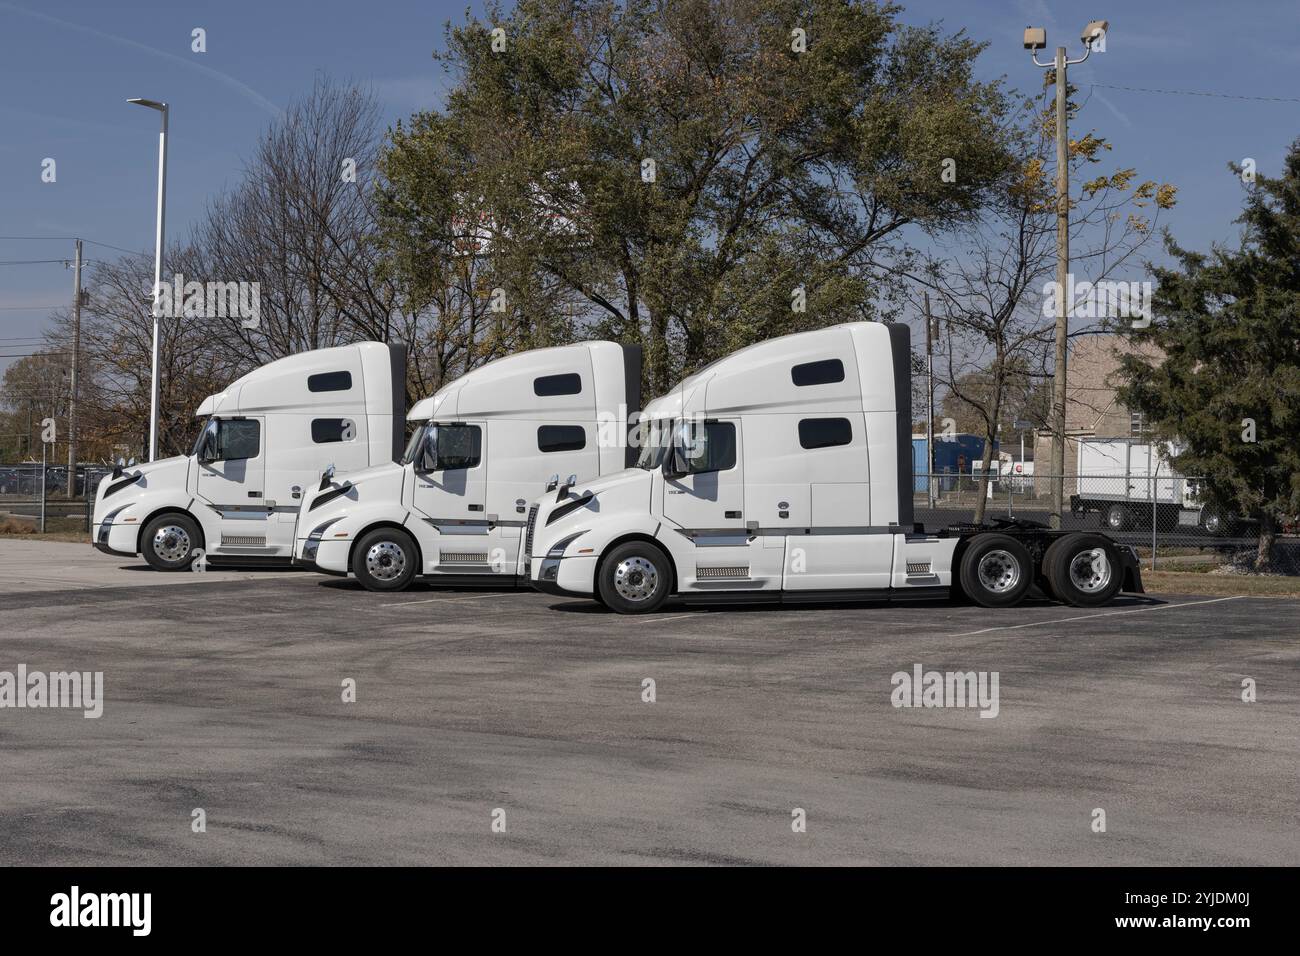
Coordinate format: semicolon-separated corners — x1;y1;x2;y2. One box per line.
2;0;1298;374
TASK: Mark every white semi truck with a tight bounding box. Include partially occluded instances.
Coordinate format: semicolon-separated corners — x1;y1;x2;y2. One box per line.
525;322;1144;613
92;341;407;570
293;341;641;591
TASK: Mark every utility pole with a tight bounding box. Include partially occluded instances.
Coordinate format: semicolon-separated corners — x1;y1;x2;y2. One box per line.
923;292;936;510
1049;44;1069;530
1025;19;1108;529
66;238;83;497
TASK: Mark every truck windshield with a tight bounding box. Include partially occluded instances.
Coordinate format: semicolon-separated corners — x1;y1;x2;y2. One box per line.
634;419;671;470
401;424;429;465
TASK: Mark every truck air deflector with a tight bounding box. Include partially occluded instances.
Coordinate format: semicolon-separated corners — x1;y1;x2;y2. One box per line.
886;321;914;529
388;341;409;462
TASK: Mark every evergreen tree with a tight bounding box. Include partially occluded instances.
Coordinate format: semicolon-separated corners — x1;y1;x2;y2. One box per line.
1118;142;1300;568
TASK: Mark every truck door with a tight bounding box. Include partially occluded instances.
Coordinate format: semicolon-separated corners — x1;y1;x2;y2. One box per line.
195;417;270;551
663;418;766;586
410;422;489;572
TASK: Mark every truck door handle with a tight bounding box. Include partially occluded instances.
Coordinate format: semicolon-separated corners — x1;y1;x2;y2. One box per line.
468;504;484;512
247;491;261;498
725;510;742;519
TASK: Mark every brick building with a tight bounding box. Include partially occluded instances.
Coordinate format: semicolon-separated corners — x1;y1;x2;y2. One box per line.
1033;334;1162;488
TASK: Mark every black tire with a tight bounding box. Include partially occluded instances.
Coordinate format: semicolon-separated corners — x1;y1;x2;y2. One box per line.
1104;503;1132;532
597;541;672;614
1039;533;1084;602
352;527;419;592
958;533;1033;608
141;512;204;571
1044;532;1123;607
1202;510;1232;537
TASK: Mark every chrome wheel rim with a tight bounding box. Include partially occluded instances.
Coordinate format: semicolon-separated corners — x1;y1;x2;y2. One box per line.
366;541;407;582
153;525;191;562
614;556;659;602
977;549;1020;593
1069;548;1111;593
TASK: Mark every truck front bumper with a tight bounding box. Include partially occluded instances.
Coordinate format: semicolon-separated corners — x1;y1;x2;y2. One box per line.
93;520;138;558
529;554;597;598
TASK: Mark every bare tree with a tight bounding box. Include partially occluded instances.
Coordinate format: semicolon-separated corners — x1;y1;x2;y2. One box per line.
920;90;1175;521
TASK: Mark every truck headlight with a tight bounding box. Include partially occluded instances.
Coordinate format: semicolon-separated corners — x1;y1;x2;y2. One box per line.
547;531;588;558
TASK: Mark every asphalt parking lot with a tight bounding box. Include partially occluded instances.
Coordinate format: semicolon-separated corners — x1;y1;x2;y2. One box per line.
1;540;1297;866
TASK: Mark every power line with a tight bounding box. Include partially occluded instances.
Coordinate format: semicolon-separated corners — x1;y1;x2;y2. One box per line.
1092;83;1300;104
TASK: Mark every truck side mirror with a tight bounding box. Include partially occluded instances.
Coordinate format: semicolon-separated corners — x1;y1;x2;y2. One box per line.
662;448;688;481
319;464;336;491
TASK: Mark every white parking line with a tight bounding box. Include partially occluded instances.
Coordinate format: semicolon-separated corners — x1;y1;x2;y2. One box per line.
963;595;1245;636
379;592;519;609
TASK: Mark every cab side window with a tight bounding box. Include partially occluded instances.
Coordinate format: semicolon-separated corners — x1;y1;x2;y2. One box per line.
683;421;736;473
435;424;482;470
216;420;260;460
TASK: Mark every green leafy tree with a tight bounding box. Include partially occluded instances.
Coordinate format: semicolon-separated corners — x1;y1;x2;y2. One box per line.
378;0;1018;392
1118;142;1300;568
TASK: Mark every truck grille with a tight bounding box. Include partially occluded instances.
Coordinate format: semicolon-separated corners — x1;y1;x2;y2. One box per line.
222;535;266;547
524;504;539;554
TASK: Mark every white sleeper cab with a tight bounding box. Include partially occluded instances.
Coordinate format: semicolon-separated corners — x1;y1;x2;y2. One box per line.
293;341;642;591
525;322;1144;614
93;341;407;570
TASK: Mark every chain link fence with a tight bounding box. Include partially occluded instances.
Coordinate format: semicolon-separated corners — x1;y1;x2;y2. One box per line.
913;470;1297;572
0;462;111;534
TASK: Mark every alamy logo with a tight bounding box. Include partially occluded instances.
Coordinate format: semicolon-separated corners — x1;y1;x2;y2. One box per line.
1041;275;1152;325
153;272;260;328
50;886;150;936
891;664;999;718
0;665;103;718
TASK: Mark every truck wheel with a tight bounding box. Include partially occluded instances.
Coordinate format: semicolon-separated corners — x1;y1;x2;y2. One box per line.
1202;510;1231;536
958;534;1032;608
352;528;418;592
1104;503;1132;532
142;513;204;571
598;541;672;614
1044;533;1122;607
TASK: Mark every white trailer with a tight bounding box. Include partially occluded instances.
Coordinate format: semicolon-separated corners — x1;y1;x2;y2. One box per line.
1070;437;1236;535
294;341;641;591
92;342;407;569
525;322;1143;613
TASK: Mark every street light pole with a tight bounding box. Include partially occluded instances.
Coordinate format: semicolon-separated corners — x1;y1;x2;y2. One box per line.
66;238;82;497
1025;21;1107;529
128;98;169;462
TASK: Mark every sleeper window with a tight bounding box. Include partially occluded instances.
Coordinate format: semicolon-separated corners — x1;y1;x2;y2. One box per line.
798;417;853;449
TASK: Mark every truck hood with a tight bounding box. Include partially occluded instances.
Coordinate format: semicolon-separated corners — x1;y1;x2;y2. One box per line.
297;460;406;527
532;467;653;538
97;455;188;500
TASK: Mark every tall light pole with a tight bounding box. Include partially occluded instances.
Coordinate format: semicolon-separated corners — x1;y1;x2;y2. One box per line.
66;238;83;497
128;97;169;462
1024;20;1107;528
